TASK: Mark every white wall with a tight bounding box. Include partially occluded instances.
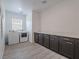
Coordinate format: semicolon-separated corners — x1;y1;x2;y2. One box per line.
41;0;79;38
32;11;41;42
0;0;5;59
32;11;41;32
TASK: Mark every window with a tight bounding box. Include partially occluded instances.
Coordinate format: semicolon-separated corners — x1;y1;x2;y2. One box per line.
12;17;22;31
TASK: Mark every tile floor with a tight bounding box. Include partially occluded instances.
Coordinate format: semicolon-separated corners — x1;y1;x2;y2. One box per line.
3;42;68;59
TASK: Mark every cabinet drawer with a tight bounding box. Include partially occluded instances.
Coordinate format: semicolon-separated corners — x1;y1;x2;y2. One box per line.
63;38;74;42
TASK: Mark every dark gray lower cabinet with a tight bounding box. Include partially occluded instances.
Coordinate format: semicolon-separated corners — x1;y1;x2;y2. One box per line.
43;34;50;48
75;40;79;59
39;33;44;46
50;35;59;52
34;33;79;59
59;37;74;59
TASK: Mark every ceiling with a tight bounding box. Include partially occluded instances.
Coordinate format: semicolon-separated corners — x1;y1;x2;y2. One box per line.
4;0;63;14
4;0;32;14
33;0;63;11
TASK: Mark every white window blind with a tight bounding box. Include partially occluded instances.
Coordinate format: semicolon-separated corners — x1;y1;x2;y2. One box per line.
12;17;22;31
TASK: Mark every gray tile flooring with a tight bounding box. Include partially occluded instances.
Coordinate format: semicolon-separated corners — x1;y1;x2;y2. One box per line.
3;42;68;59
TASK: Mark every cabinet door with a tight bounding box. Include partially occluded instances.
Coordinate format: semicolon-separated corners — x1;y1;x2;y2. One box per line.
34;33;39;43
50;35;59;52
39;33;44;45
43;34;50;48
75;40;79;59
59;37;74;59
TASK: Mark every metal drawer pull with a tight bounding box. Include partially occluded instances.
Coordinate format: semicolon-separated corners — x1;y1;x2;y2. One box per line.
66;42;72;44
64;38;70;40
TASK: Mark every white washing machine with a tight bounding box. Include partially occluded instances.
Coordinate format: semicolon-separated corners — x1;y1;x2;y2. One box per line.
20;32;28;42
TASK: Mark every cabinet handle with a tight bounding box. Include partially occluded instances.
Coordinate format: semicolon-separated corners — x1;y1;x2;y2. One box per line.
66;42;72;44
